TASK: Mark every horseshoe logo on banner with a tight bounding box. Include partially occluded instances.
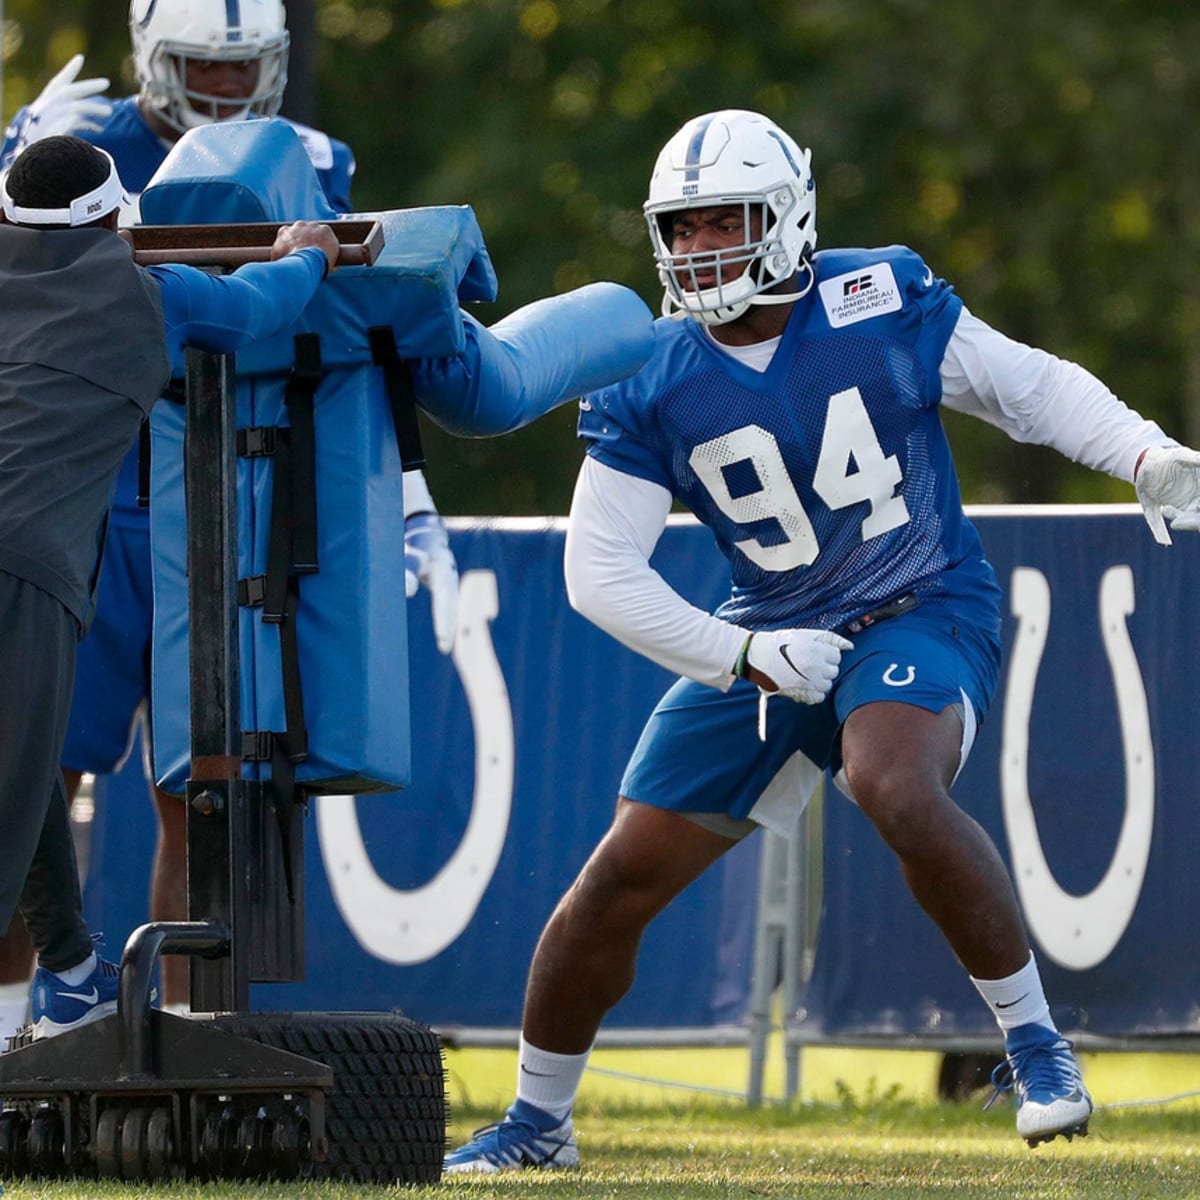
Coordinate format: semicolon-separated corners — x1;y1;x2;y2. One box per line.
1001;565;1154;970
315;569;514;964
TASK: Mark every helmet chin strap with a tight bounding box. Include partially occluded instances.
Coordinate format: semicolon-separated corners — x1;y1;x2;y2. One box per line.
747;291;802;307
747;257;816;306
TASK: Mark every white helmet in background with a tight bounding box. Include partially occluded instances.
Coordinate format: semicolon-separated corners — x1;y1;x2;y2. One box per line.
644;109;817;325
129;0;290;133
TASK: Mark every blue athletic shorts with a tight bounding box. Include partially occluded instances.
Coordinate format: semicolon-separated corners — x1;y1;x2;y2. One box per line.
61;520;153;774
619;609;1000;836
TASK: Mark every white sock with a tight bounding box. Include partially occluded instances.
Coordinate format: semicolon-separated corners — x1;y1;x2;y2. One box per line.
971;951;1055;1034
515;1035;591;1123
54;952;97;987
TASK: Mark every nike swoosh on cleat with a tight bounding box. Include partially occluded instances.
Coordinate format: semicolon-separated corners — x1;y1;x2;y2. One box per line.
59;987;99;1004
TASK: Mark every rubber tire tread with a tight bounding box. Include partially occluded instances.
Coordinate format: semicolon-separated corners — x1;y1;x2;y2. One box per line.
210;1011;447;1184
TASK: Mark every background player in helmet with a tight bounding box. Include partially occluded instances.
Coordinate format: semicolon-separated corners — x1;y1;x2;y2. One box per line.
0;0;458;1032
5;0;354;220
443;109;1200;1173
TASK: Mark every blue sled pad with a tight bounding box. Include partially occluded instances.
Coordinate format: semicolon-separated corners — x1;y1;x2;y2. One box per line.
151;366;411;795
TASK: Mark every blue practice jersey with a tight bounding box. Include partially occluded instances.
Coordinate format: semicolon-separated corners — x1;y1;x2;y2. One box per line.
578;246;1002;638
1;97;356;526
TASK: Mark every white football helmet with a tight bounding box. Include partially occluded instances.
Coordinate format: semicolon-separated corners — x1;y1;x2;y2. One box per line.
129;0;289;133
644;109;817;325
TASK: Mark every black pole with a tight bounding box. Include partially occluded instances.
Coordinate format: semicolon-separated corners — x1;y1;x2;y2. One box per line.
183;348;250;1014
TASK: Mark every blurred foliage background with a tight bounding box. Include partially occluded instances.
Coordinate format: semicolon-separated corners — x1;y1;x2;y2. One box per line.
5;0;1200;514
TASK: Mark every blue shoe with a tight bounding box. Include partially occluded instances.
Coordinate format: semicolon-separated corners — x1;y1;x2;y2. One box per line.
444;1102;579;1174
29;956;120;1040
990;1023;1093;1146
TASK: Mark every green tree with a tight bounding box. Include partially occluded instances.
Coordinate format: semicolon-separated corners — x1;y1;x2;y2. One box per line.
6;0;1200;513
313;0;1200;513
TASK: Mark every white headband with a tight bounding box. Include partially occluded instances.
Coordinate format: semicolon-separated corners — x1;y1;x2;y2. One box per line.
0;146;126;227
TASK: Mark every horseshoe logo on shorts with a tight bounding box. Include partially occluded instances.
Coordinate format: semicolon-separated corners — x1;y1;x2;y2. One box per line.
882;663;916;687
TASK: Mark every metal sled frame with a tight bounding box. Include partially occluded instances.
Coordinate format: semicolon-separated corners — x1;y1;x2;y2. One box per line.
0;223;446;1183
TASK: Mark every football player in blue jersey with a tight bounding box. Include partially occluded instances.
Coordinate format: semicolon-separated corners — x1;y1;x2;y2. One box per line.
445;109;1200;1172
0;0;458;1034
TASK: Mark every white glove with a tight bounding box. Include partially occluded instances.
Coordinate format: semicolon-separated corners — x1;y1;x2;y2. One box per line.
11;55;112;150
742;629;854;705
1134;445;1200;545
405;511;459;655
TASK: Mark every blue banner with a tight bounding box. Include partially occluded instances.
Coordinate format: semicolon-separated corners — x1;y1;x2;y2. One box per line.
84;508;1200;1038
800;507;1200;1040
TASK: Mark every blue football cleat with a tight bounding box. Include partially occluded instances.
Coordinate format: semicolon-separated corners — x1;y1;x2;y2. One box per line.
990;1022;1093;1146
444;1102;579;1174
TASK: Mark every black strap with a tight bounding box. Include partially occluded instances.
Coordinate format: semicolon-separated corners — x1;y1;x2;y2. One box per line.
368;325;426;471
243;337;321;906
242;731;274;761
285;333;322;573
277;578;309;765
238;575;268;608
250;629;307;904
268;742;299;905
237;426;277;458
162;377;187;405
239;733;304;906
263;426;293;623
241;579;308;907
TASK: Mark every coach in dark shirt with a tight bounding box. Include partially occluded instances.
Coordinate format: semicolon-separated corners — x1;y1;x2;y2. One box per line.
0;135;338;1038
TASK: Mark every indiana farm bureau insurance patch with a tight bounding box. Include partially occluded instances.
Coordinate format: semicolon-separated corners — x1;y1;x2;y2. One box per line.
818;262;902;328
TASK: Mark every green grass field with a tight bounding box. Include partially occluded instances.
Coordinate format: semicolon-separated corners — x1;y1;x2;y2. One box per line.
2;1100;1199;1199
3;1046;1199;1198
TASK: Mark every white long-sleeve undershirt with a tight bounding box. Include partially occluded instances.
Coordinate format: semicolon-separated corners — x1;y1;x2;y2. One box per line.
565;459;746;689
564;309;1174;690
940;309;1174;482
